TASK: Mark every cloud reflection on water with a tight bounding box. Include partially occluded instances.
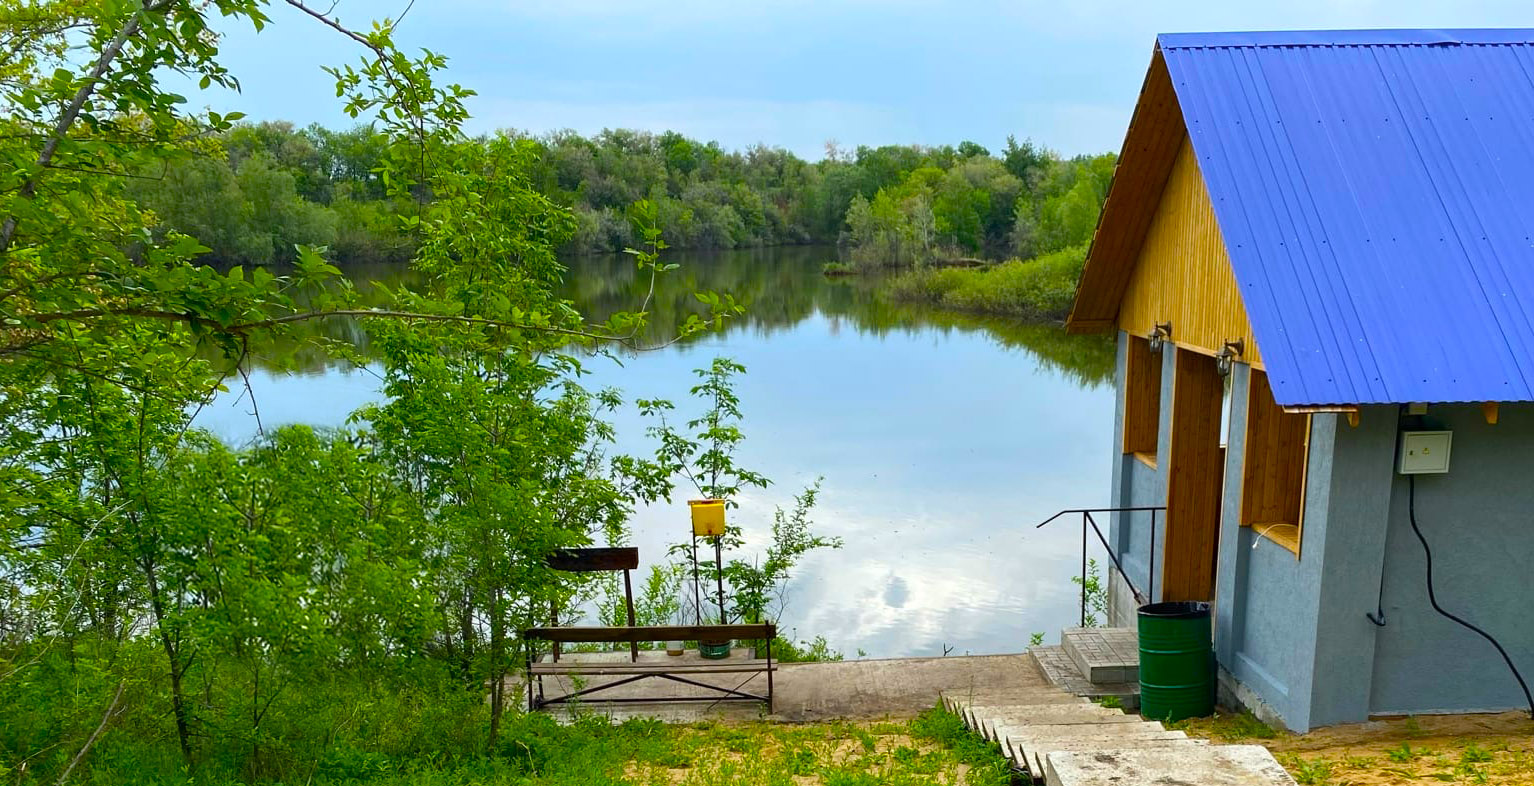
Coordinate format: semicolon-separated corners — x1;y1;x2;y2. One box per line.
200;247;1118;658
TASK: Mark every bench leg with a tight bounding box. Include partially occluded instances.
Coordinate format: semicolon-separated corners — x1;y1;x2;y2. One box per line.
525;643;536;711
766;636;774;714
624;569;639;663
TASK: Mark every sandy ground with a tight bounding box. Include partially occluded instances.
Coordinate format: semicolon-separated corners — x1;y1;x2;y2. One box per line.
1189;710;1534;785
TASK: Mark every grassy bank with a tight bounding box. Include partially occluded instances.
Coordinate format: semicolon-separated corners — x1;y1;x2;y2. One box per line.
3;702;1010;786
883;244;1086;322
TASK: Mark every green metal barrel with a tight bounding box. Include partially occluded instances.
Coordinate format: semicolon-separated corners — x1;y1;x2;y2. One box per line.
698;640;732;659
1138;601;1214;721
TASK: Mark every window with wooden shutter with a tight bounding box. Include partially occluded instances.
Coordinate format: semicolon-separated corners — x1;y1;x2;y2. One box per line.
1123;335;1162;465
1240;368;1309;554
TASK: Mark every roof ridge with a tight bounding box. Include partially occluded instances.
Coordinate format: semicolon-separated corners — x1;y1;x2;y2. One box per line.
1159;29;1534;50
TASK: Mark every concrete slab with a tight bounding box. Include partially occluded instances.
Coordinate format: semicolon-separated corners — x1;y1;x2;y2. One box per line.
1003;728;1184;761
984;717;1149;746
1044;744;1297;786
948;698;1088;722
970;707;1137;740
946;698;1084;718
1061;627;1139;684
969;705;1125;729
1015;737;1206;776
991;721;1165;746
970;705;1128;723
1031;645;1139;709
1005;732;1198;775
1003;727;1183;752
519;650;1050;723
941;688;1085;712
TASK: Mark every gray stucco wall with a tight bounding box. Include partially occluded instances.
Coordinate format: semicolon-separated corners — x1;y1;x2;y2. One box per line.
1214;396;1397;731
1103;336;1534;729
1216;399;1533;730
1307;407;1396;725
1106;342;1342;730
1108;331;1174;627
1213;367;1329;731
1368;403;1534;716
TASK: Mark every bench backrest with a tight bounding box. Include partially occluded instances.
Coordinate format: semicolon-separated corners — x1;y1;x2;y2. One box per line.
545;547;638;573
522;623;775;643
542;547;642;662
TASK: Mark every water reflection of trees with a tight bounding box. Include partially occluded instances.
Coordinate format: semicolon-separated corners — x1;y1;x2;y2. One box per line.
249;247;1114;387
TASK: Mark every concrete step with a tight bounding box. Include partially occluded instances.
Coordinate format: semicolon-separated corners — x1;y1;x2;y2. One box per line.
1044;744;1297;786
941;688;1085;714
1030;645;1139;709
976;713;1146;744
1060;627;1139;684
996;722;1176;775
954;699;1092;727
966;705;1136;740
1011;735;1207;777
991;720;1166;748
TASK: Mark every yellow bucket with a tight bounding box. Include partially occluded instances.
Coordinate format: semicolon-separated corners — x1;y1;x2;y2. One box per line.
689;499;726;537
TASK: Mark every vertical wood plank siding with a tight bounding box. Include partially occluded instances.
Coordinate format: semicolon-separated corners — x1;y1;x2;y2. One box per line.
1240;369;1310;554
1124;335;1162;455
1117;137;1262;365
1164;348;1224;602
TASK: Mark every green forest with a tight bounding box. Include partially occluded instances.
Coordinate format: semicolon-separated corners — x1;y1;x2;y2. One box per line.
132;121;1115;321
132;121;1113;266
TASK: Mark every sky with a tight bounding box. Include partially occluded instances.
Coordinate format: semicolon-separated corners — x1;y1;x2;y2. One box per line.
194;0;1534;160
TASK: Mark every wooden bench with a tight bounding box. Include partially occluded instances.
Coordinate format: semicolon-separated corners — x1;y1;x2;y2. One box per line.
543;547;643;663
523;623;778;712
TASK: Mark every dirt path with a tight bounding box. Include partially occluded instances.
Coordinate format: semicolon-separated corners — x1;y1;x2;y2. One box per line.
1182;711;1534;785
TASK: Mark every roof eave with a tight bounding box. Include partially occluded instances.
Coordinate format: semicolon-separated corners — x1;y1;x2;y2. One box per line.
1065;44;1188;334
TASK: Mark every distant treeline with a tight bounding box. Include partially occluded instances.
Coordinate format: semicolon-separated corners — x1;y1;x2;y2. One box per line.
129;122;1116;267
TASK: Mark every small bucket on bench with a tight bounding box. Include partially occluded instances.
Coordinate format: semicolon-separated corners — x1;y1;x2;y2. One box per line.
699;639;732;659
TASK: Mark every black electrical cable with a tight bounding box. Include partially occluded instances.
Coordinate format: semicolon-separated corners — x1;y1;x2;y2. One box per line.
1407;474;1534;719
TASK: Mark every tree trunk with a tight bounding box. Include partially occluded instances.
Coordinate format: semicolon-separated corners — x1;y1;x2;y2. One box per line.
142;559;193;767
487;586;504;751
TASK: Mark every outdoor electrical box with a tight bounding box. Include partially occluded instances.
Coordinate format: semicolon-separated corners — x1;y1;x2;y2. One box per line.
1399;431;1452;474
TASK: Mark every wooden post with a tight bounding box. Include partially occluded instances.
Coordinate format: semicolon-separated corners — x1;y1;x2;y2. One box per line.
549;599;560;662
691;534;702;625
623;568;639;662
766;633;774;714
714;536;727;625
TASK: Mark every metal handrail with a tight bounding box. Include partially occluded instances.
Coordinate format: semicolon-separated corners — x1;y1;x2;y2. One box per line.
1036;506;1166;627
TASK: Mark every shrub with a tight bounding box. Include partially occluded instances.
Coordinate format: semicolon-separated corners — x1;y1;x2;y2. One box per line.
885;243;1086;321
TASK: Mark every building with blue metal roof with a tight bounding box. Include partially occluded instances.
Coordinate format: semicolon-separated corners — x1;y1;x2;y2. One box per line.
1068;29;1534;731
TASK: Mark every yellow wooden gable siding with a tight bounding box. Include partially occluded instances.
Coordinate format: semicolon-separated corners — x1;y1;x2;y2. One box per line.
1117;136;1262;366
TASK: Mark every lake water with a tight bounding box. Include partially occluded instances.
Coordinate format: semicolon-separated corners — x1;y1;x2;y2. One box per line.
198;246;1118;659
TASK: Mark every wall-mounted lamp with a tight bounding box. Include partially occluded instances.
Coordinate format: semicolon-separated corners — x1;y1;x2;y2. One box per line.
1147;322;1173;353
1216;338;1245;377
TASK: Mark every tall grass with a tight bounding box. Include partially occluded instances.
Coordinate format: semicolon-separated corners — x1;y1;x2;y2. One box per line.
3;663;1007;786
884;243;1086;321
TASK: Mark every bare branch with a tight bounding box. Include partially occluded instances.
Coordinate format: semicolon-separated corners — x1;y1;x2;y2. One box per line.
234;338;263;435
281;0;376;51
53;679;126;786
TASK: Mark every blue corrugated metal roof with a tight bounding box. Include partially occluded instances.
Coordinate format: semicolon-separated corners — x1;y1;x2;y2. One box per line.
1160;29;1534;406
